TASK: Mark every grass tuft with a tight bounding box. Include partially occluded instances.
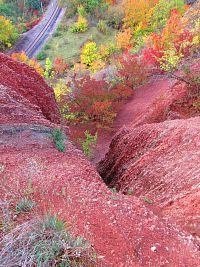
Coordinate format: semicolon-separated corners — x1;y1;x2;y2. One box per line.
51;129;66;153
0;214;96;267
16;198;36;214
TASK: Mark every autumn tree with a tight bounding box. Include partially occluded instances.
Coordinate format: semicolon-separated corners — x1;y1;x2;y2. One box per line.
0;15;19;50
122;0;158;29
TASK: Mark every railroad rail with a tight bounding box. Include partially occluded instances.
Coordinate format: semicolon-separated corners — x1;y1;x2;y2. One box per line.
25;2;62;58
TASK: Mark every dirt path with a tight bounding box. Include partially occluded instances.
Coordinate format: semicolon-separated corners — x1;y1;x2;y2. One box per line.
93;76;175;164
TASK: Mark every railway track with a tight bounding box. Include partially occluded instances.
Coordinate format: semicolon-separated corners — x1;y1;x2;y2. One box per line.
25;2;62;58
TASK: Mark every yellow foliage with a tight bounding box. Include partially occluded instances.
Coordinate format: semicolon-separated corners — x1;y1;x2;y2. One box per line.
0;15;19;49
53;80;71;102
11;51;29;63
80;41;116;73
80;42;99;66
90;59;106;73
99;44;111;60
159;48;183;71
70;15;88;33
73;63;87;73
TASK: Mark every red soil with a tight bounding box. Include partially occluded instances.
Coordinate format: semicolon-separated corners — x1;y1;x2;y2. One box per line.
1;53;200;266
98;62;200;238
94;59;200;163
0;53;60;125
93;76;178;163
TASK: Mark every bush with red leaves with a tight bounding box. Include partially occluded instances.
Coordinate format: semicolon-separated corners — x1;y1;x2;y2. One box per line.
64;75;116;124
112;50;150;100
143;9;198;71
25;18;41;30
53;57;68;76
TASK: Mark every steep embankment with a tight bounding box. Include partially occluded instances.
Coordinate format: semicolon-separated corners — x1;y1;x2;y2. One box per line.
98;117;200;236
0;53;200;266
0;53;60;125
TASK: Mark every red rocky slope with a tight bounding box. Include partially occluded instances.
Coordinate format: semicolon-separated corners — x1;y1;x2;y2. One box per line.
0;53;200;266
0;53;60;125
98;117;200;237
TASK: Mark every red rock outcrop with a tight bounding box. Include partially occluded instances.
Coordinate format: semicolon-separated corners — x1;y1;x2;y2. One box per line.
0;53;200;266
98;116;200;237
0;53;60;125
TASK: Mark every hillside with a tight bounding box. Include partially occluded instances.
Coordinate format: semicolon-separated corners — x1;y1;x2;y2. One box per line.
0;0;200;266
0;53;200;266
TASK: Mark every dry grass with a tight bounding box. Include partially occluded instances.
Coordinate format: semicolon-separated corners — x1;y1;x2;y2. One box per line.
0;214;96;267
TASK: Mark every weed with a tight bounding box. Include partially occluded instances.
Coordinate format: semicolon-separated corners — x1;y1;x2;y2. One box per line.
51;129;66;153
70;15;88;33
53;30;62;37
43;44;51;50
110;187;117;194
0;200;12;233
143;197;154;205
16;198;36;213
0;214;96;267
82;130;97;158
97;20;109;35
127;188;133;196
193;100;200;111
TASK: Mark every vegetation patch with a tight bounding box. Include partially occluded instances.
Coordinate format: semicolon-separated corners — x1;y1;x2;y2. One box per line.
82;130;98;158
51;129;66;153
143;197;154;205
16;198;36;214
0;214;96;267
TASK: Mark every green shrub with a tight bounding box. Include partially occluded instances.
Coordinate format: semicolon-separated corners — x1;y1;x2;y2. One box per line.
53;29;62;37
60;0;103;14
127;188;133;195
37;51;47;60
82;130;97;158
44;57;53;79
51;129;66;152
0;2;19;22
0;200;12;233
43;44;51;50
143;197;154;204
77;4;87;17
0;214;96;267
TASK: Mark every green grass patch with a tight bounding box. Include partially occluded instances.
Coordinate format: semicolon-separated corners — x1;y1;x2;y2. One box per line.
39;25;116;65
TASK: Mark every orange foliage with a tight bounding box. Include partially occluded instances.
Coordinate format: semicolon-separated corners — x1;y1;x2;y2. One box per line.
116;28;132;49
11;51;29;63
122;0;158;28
145;9;197;66
53;57;68;75
105;0;116;4
143;10;199;67
11;52;44;76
